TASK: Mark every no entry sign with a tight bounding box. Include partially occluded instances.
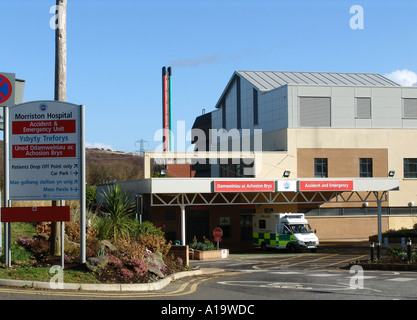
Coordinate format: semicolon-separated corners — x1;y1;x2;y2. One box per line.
7;101;83;201
0;73;16;129
0;74;13;105
213;227;223;238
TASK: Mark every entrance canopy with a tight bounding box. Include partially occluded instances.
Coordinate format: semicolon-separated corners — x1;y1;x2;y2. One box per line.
124;177;399;207
103;177;399;246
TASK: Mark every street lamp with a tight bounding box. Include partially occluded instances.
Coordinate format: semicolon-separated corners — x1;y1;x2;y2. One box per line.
408;201;414;215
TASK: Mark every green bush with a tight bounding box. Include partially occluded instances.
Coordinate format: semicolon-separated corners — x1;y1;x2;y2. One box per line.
136;221;165;237
386;246;417;262
189;236;216;251
86;185;97;206
371;228;417;240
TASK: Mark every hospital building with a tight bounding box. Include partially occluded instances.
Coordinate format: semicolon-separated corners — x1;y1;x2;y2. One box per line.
100;71;417;248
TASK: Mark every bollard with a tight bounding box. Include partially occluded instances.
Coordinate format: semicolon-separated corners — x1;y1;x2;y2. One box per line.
377;241;381;260
407;238;412;263
370;242;375;262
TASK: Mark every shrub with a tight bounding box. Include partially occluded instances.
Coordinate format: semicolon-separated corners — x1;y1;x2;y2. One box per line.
108;255;123;267
114;237;146;260
138;233;171;256
65;211;99;242
386;246;417;262
131;257;148;275
118;268;134;279
86;185;97;206
136;220;165;237
189;236;216;251
97;185;138;240
17;237;35;248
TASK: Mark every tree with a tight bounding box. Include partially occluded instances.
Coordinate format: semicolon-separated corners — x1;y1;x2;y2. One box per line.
97;185;137;240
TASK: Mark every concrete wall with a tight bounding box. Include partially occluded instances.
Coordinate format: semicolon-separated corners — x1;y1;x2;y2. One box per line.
287;128;417;207
308;216;388;240
309;215;417;240
297;148;388;178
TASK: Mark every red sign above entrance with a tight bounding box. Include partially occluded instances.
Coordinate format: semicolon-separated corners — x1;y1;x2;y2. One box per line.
214;180;275;192
299;180;354;191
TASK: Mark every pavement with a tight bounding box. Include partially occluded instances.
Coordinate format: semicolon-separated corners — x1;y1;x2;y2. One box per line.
0;267;225;292
0;239;391;291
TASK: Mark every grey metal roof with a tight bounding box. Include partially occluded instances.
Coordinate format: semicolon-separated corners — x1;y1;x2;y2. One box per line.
236;71;401;92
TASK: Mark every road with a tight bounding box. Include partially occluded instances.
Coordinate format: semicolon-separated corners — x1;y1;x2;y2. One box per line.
0;247;416;302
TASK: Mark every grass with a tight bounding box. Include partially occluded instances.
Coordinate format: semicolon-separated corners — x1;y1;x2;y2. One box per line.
1;222;37;263
0;266;100;283
0;222;101;284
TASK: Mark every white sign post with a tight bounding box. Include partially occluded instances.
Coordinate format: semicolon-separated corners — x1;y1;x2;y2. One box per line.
4;100;86;264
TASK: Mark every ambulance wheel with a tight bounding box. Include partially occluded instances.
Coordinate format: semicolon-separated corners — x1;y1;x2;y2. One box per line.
287;243;296;253
261;242;267;251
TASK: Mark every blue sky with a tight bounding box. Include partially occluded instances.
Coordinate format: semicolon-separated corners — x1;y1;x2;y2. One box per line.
1;0;417;153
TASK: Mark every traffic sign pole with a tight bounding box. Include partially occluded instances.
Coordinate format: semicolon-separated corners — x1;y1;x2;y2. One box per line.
3;106;11;267
80;104;86;263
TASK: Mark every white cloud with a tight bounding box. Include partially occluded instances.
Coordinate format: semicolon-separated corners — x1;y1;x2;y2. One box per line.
86;142;115;151
384;69;417;86
171;53;219;67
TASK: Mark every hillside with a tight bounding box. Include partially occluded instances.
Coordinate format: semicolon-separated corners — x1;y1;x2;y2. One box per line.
86;148;144;186
0;142;144;187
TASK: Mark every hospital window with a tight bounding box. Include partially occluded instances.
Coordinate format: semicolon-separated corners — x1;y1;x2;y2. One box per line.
314;158;328;178
404;158;417;178
359;158;373;177
356;98;371;119
253;88;259;125
403;98;417;118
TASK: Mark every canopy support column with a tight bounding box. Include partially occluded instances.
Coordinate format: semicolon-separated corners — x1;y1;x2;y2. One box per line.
180;194;186;245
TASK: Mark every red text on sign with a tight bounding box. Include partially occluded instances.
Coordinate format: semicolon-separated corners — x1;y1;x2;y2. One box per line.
12;120;76;134
12;144;76;158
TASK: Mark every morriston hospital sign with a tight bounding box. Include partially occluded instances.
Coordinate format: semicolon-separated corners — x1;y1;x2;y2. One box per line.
6;101;84;201
3;100;88;265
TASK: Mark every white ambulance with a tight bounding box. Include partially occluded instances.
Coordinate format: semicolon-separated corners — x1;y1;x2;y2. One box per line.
252;213;319;252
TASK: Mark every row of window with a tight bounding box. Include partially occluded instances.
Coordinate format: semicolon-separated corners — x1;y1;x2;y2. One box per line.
299;97;417;127
314;158;417;178
302;207;417;216
356;98;417;119
221;83;417;129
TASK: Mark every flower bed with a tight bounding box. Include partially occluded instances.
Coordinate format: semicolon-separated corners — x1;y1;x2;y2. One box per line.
348;246;417;271
189;248;229;261
14;222;190;284
187;236;229;260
